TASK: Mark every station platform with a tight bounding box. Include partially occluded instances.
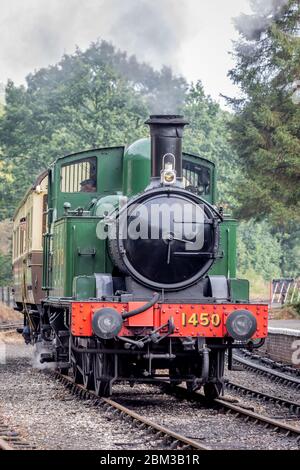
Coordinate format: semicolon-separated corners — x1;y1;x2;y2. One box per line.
258;319;300;368
269;319;300;336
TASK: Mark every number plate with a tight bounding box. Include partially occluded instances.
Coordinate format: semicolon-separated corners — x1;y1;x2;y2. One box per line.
181;312;221;328
160;305;225;337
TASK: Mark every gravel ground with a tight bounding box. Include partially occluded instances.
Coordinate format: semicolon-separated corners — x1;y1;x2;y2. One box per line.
0;333;299;450
225;366;300;404
0;337;155;450
224;365;300;429
112;384;300;450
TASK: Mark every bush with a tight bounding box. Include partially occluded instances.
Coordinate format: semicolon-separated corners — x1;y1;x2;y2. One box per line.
0;252;12;285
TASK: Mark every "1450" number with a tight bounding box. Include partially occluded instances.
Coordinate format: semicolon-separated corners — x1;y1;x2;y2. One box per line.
182;312;221;327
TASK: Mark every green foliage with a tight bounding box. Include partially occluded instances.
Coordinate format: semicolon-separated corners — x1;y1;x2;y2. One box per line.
228;0;300;225
275;224;300;277
0;35;298;284
293;303;300;315
0;252;12;285
237;218;300;288
237;220;282;280
182;81;240;208
0;63;147;202
0;41;189;219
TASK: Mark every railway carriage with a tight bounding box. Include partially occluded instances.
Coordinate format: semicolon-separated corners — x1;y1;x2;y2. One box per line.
13;115;268;397
12;171;48;313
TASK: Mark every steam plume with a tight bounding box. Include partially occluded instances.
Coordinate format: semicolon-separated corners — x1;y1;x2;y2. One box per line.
234;0;289;40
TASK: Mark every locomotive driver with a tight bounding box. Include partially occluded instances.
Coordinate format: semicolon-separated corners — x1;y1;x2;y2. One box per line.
80;178;96;192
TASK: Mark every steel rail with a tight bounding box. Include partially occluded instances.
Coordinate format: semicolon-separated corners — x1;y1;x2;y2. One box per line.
214;397;300;437
224;380;300;415
0;322;23;331
0;421;34;450
237;350;300;378
55;372;210;451
103;397;211;450
232;354;300;389
0;437;14;451
167;385;300;440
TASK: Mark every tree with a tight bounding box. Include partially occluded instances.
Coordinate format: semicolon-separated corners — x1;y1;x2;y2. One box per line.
1;36;296;284
228;0;300;225
0;41;189;220
0;252;12;285
182;81;240;208
0;61;147;199
76;41;188;113
0;220;13;285
237;220;282;280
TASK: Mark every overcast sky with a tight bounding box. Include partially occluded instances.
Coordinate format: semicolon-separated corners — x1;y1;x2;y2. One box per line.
0;0;252;104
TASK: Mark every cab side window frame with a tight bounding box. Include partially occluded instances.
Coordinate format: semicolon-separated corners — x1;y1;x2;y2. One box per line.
182;160;211;197
60;157;97;193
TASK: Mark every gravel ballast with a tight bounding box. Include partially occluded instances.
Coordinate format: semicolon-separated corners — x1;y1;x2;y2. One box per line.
0;333;299;450
0;337;153;450
112;384;300;450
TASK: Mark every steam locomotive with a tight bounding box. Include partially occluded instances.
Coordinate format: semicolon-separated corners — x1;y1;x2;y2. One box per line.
12;115;268;397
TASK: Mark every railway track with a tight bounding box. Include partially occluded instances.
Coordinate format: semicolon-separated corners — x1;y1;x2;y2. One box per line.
0;420;34;450
215;396;300;439
240;350;300;378
232;353;300;389
0;322;23;332
164;384;300;441
55;372;210;451
55;370;300;449
0;322;34;451
224;380;300;415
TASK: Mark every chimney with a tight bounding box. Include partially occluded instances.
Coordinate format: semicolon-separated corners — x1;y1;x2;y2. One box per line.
145;115;189;183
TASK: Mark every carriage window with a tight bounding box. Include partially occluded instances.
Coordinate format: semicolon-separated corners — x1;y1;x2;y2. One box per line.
182;161;211;196
61;157;97;193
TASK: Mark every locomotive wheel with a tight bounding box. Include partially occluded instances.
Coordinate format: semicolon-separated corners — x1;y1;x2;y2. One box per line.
71;350;84;385
82;353;95;390
93;353;113;397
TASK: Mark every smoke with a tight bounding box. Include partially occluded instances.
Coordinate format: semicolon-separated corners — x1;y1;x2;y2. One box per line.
31;342;56;370
0;1;95;81
0;1;269;104
234;0;289;40
109;0;192;70
0;0;197;85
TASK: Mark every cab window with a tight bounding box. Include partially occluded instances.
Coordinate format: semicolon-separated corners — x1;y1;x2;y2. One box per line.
61;157;97;193
182;161;211;196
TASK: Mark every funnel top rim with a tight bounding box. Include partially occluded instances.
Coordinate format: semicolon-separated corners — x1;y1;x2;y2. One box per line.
145;115;189;126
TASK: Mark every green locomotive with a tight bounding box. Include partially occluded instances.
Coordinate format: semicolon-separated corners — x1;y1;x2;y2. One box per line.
13;115;268;397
